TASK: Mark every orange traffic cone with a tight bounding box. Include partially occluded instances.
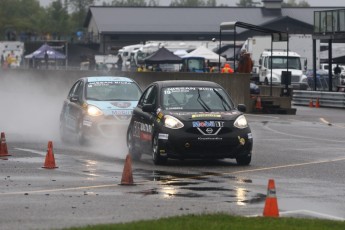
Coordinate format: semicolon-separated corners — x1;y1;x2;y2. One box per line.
120;154;134;185
0;132;12;157
42;141;58;169
315;98;320;108
309;99;314;107
263;179;279;217
255;96;262;110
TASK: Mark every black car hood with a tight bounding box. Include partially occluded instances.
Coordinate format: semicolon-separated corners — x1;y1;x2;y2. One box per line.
165;111;242;121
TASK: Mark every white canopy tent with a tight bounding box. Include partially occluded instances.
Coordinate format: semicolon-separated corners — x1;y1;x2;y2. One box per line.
182;46;226;63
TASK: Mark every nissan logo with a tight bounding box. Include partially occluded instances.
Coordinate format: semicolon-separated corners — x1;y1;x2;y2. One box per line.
206;128;213;134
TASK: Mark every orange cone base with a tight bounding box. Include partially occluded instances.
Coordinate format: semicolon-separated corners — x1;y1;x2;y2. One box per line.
42;166;58;169
263;198;279;217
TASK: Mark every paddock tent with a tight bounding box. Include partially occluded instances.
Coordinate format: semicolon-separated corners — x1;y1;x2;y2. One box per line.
182;46;226;63
144;47;182;64
25;44;66;59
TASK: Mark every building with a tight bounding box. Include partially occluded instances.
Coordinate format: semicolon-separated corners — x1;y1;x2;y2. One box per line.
83;0;343;54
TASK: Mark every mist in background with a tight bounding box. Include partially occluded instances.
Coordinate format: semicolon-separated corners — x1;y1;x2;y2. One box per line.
0;71;129;159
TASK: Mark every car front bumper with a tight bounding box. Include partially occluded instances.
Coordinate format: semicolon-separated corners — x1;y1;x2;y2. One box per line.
156;128;253;160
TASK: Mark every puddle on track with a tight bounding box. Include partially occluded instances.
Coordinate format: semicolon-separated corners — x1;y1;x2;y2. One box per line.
131;169;262;204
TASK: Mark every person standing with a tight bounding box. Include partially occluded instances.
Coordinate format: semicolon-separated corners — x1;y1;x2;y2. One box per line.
237;49;253;73
221;63;234;73
44;51;49;69
117;55;123;71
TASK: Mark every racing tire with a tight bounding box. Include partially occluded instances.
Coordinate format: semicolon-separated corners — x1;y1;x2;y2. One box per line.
152;134;167;165
236;153;251;166
127;128;142;161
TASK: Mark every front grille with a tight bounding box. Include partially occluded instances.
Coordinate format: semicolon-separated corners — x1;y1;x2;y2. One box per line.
291;75;300;82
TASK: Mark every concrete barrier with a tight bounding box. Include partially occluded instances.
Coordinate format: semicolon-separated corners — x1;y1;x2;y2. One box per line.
1;69;252;112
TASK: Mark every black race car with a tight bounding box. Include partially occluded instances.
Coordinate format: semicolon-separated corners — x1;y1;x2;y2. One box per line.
126;80;253;165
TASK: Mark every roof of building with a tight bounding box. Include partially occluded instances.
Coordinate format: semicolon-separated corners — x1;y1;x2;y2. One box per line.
85;6;343;35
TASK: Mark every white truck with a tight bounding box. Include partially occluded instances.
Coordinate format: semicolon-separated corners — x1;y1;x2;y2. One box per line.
258;49;308;89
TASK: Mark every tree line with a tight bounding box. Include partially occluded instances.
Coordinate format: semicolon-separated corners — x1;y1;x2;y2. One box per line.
0;0;309;42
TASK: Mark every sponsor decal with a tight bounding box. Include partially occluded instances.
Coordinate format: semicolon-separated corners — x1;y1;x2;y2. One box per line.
133;121;153;140
197;137;222;141
248;133;253;139
164;87;196;94
158;133;169;140
140;132;151;141
111;102;131;108
192;114;221;118
159;150;167;156
112;110;132;115
88;81;131;87
192;121;224;128
157;112;163;119
82;120;92;127
238;136;246;145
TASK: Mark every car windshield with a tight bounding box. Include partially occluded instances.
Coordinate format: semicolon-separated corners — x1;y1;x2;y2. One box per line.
86;81;141;101
162;87;234;112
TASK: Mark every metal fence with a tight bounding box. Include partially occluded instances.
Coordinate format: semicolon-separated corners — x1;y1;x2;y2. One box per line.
292;90;345;108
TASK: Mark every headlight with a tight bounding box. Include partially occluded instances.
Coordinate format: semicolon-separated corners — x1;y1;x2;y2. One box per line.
164;115;184;129
87;105;103;116
234;115;248;129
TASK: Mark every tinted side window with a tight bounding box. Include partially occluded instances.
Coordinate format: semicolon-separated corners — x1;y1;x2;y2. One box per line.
68;81;81;98
146;86;157;105
138;85;156;106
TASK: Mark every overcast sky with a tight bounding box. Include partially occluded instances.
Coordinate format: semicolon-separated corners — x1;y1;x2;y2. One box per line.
38;0;345;7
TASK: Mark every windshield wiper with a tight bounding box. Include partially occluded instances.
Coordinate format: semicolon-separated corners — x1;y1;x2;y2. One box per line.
212;89;231;110
197;89;211;112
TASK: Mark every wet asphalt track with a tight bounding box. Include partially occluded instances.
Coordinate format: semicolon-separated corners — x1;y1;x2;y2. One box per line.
1;106;345;229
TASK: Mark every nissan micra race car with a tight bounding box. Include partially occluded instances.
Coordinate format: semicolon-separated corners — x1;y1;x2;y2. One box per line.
126;80;253;165
60;76;142;145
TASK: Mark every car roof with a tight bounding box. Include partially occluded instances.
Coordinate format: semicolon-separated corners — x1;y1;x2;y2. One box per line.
152;80;221;88
83;76;135;83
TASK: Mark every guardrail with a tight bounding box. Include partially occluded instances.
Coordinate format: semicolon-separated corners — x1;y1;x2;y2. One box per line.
292;90;345;108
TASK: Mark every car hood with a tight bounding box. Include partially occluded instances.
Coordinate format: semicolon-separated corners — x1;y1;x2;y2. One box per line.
87;100;137;115
165;110;242;121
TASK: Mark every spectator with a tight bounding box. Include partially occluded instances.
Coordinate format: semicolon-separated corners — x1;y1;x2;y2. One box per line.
117;55;123;71
44;51;49;69
237;49;253;73
221;63;234;73
334;64;341;75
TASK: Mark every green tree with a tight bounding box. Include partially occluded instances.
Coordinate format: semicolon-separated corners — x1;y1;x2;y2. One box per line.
236;0;260;7
0;0;45;40
111;0;148;6
170;0;206;7
44;0;71;39
282;0;310;7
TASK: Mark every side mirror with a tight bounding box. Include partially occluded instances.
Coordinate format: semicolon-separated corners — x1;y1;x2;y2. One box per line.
142;104;155;113
237;104;246;113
